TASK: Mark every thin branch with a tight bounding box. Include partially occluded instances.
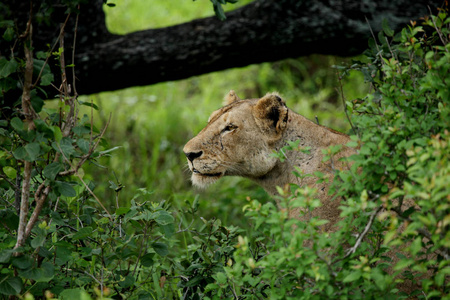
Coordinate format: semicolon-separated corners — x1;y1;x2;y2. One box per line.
391;207;449;260
343;205;383;259
336;75;357;137
72;8;80;97
57;143;113;220
58;113;111;177
32;13;71;89
15;8;35;252
0;174;18;190
24;185;51;239
428;6;449;53
14;161;32;251
83;270;102;286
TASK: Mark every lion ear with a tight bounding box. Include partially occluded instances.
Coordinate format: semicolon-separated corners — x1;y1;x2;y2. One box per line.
224;90;241;105
253;92;288;135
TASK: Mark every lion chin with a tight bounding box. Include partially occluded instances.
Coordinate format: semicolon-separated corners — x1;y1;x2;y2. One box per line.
191;173;224;189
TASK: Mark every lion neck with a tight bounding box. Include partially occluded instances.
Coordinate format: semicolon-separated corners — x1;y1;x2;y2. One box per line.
252;110;351;195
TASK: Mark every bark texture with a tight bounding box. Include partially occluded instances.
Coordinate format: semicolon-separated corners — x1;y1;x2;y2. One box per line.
1;0;444;96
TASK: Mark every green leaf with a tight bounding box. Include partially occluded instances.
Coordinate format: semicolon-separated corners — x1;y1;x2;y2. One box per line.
343;271;361;282
394;259;414;271
52;126;63;142
152;242;169;256
10;117;24;132
72;125;91;136
154;211;174;225
116;207;130;216
53;137;76;158
77;139;90;154
43;162;63;181
0;250;13;263
40;73;54;86
72;227;93;240
160;223;175;238
215;272;227;284
12;147;27;160
60;288;92;300
346;141;358;148
211;0;226;20
204;283;220;293
2;166;16;179
0;58;18;78
31;92;44;113
382;19;394;37
11;256;33;270
30;233;46;249
0;276;22;295
140;253;154;267
3;27;14;41
24;142;40;161
55;181;77;197
19;262;54;282
34;119;52;136
36;51;48;59
119;275;135;288
78;100;98;110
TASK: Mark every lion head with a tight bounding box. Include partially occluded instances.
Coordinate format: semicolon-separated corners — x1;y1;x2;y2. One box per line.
183;91;289;188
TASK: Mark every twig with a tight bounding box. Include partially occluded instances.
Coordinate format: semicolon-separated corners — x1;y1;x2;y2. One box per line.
67;159;113;220
24;185;51;239
230;281;239;299
58;113;111;177
428;6;449;53
71;8;80;97
336;76;357;137
14;9;36;252
0;174;18;190
343;205;383;259
84;270;102;286
32;13;71;89
391;207;449;260
15;161;32;251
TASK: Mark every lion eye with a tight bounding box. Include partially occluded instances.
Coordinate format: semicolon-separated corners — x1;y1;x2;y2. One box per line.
222;124;237;133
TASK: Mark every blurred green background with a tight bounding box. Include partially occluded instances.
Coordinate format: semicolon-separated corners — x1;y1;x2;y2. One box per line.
77;0;368;227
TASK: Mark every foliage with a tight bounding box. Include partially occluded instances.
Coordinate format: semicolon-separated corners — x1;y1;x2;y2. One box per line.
1;0;448;299
202;7;450;299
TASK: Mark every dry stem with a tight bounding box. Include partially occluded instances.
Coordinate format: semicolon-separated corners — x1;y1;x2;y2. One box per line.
14;10;35;251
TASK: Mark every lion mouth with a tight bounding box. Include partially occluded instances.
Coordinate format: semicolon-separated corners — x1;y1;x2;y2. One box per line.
193;168;222;177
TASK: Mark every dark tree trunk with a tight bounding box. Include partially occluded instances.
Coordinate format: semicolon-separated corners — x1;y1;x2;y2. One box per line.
1;0;444;97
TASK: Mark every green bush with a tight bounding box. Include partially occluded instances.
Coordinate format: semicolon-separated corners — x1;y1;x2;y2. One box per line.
0;1;448;299
201;9;450;300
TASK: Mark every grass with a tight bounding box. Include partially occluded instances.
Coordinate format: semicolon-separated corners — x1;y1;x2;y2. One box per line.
79;0;369;228
104;0;255;33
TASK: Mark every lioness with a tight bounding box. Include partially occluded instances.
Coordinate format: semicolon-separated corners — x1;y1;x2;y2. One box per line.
183;90;355;230
183;91;434;294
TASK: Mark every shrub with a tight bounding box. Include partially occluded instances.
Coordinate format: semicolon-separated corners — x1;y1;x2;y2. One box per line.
202;7;450;300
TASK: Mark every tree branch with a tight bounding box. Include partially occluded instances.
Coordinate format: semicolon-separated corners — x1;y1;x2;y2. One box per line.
343;205;383;259
2;0;443;98
14;7;35;251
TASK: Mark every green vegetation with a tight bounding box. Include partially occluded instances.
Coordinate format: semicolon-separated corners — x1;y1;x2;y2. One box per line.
0;0;448;299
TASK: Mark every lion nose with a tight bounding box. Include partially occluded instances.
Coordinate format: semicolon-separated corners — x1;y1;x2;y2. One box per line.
184;151;203;162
